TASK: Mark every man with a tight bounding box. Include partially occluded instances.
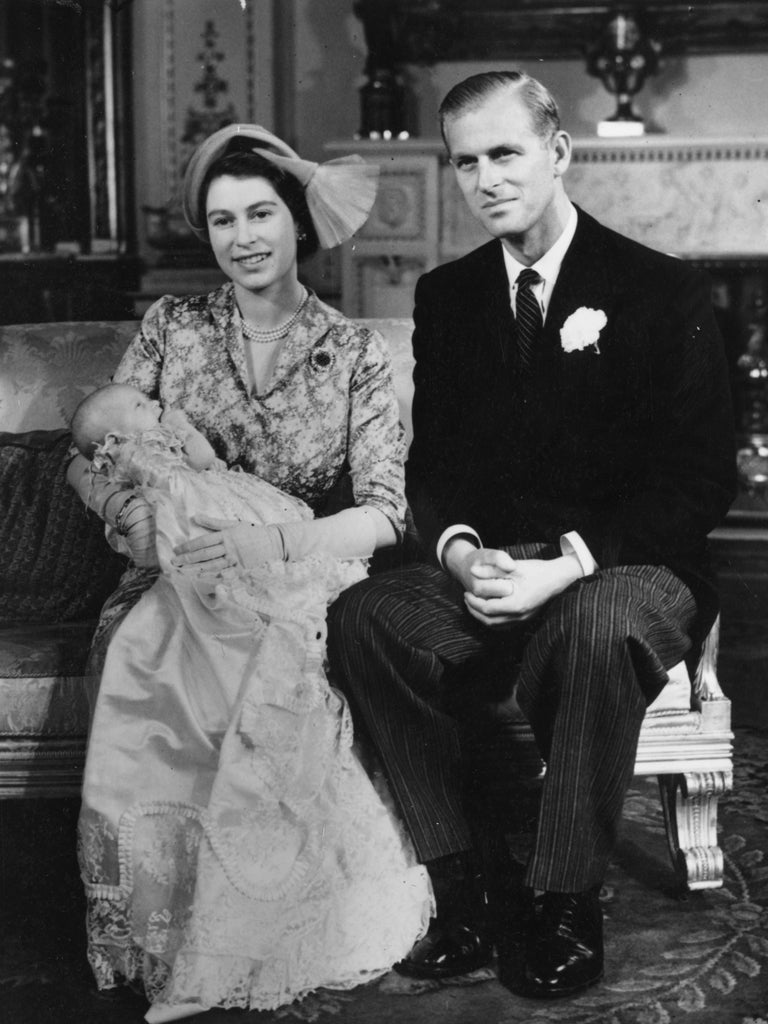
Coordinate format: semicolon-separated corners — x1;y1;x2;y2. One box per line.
327;71;736;999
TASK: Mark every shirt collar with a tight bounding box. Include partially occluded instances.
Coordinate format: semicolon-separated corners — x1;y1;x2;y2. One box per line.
502;203;578;319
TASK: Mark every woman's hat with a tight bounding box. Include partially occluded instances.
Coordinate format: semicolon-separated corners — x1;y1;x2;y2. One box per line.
182;123;380;249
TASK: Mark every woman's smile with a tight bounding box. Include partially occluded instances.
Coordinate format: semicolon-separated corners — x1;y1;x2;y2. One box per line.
236;251;271;266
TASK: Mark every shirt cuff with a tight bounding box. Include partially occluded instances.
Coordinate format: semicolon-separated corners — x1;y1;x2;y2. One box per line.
436;524;482;570
560;531;598;577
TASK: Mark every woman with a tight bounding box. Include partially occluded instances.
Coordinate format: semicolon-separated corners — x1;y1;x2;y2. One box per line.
68;125;432;1021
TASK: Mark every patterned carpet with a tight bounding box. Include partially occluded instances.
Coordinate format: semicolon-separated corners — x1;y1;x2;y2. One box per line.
1;727;767;1024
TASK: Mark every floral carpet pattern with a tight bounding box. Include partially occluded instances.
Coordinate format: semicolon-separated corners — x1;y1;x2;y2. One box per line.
1;728;766;1024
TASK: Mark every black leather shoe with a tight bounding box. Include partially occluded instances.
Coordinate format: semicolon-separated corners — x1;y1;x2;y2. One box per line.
393;921;494;979
503;887;604;999
492;883;535;993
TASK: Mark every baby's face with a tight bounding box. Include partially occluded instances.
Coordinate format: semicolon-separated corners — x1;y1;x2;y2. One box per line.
110;385;162;434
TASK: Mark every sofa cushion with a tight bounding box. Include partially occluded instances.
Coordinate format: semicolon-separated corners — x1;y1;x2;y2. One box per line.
0;429;126;626
0;622;94;736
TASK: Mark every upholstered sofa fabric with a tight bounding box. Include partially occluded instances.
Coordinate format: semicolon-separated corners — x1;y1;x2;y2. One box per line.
0;320;136;433
0;429;125;626
0;426;125;744
0;622;95;736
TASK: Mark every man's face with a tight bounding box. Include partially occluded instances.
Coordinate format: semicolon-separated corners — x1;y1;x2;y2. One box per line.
444;86;570;253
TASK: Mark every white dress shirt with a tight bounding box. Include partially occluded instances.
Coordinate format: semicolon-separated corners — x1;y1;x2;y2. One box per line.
502;203;578;323
436;204;598;578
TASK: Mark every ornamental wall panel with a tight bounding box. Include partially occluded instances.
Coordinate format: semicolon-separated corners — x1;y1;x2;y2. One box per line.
132;0;274;260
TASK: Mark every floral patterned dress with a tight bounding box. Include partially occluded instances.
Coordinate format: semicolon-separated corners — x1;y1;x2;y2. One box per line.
87;284;407;669
78;288;431;1021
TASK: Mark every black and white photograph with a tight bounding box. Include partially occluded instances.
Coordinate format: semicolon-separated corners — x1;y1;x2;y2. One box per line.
1;2;767;1022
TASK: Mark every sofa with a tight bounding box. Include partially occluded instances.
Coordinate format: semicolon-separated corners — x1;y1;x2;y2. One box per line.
0;318;732;892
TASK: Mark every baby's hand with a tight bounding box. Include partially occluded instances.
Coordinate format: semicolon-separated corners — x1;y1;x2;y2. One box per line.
161;408;192;434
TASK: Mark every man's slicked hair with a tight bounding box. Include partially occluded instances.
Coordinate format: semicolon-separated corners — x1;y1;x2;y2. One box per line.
438;70;561;147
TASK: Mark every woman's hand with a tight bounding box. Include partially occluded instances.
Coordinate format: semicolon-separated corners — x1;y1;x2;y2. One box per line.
172;515;284;572
172;505;393;571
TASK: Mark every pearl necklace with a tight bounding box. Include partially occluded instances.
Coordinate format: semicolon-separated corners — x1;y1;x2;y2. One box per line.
239;289;309;344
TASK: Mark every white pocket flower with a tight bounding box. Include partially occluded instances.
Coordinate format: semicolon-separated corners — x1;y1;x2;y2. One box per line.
560;307;607;354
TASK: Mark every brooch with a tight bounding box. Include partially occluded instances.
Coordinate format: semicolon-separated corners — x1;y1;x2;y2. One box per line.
309;346;334;372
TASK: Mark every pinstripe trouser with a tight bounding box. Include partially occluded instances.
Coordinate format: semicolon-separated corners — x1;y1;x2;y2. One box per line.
327;552;697;893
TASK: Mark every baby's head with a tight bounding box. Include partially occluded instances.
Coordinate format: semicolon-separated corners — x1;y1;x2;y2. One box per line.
71;383;162;458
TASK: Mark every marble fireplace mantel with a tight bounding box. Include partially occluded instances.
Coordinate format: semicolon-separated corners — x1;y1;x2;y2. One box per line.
566;135;768;259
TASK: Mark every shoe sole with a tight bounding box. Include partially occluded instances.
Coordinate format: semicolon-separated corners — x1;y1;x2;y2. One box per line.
509;970;604;1000
393;951;494;981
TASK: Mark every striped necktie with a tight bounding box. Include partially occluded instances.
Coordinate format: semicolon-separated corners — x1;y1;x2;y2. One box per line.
515;268;543;370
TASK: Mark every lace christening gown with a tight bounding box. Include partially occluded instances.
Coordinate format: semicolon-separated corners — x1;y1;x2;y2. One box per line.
78;431;432;1021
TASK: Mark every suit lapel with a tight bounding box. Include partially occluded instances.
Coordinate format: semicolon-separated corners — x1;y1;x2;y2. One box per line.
546;211;617;341
476;240;515;369
543;210;621;391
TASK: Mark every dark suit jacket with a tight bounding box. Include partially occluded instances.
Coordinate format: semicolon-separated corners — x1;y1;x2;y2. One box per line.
405;207;737;639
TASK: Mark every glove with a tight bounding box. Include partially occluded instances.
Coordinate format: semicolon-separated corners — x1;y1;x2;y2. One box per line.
172;516;285;572
277;508;378;560
172;507;383;572
112;493;159;568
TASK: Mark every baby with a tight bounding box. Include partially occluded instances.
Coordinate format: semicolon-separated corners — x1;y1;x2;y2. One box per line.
71;382;219;471
70;383;315;571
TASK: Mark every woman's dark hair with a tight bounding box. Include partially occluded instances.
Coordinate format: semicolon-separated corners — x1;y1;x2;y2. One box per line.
198;145;320;262
438;70;561;148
